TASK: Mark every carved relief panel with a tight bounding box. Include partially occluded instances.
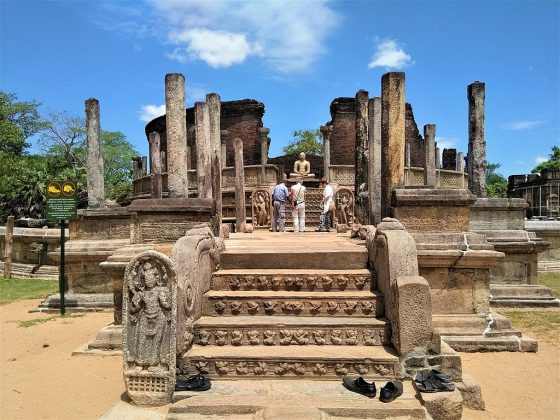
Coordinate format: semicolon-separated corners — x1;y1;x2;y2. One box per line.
251;189;271;228
334;187;355;226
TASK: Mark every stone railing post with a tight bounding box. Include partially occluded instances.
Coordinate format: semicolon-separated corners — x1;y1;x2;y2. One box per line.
149;132;162;198
85;98;105;208
258;127;270;182
207;93;222;235
221;130;229;168
233;138;246;232
424;124;436;187
320;125;332;181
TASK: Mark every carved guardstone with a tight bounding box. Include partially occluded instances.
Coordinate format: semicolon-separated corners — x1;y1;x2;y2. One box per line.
252;189;271;228
123;251;177;406
334;188;355;227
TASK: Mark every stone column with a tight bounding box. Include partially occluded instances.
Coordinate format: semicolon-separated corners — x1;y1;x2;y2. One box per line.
3;216;14;278
457;152;465;172
85;98;105;208
405;143;411;167
161;151;167;173
149;132;162;199
381;72;406;218
368;97;382;225
207;93;222;234
165;73;188;197
233;138;246;233
435;146;441;169
424;124;436;187
355;89;369;194
141;156;148;176
221;130;229;168
132;157;140;180
468;81;487;197
195;102;212;199
320;125;332;181
457;151;465;188
258;127;270;182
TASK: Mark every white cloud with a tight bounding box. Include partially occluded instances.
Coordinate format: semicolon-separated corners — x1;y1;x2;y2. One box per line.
168;28;262;68
435;136;458;150
500;120;544;130
535;156;548;164
139;104;166;122
368;39;413;69
150;0;339;73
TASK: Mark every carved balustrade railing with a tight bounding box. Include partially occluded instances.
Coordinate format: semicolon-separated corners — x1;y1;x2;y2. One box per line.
329;165;355;187
404;167;468;189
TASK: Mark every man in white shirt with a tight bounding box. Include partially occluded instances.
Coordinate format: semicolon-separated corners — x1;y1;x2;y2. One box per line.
290;178;306;232
317;177;333;232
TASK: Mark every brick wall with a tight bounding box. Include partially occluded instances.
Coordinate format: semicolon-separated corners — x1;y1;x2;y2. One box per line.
329;98;356;165
145;99;265;170
406;103;425;168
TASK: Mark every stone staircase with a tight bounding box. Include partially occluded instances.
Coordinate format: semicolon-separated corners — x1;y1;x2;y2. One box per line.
178;234;402;381
283;187;324;229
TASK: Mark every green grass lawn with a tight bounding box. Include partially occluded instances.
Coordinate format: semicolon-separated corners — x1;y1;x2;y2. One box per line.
0;276;58;305
538;272;560;298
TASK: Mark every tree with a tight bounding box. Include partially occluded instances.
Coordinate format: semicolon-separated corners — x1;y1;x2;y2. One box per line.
283;129;323;156
0;91;44;155
486;161;508;198
532;146;560;174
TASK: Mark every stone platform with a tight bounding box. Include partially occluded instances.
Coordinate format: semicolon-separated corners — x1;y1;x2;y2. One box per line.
169;379;428;419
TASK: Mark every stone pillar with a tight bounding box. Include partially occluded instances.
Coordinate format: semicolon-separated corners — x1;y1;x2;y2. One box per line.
468;81;487;197
355;90;369;193
207;93;222;234
221;130;229;168
141;156;148;176
161;151;167;173
456;152;465;172
442;148;457;170
149;132;162;199
165;73;188;197
132;157;141;180
85;98;105;208
368;97;382;225
435;146;441;169
320;125;332;181
233;138;246;233
381;72;406;218
258;127;270;182
424;124;436;187
195;102;212;199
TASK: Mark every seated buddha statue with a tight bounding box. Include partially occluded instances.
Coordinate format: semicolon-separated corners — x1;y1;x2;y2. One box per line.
290;152;315;178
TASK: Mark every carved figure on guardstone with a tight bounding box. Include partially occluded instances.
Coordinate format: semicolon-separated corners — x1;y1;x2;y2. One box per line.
252;189;271;227
335;188;355;227
123;251;177;406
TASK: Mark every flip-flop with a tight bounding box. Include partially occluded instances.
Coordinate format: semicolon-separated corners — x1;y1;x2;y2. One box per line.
175;374;212;391
414;369;452;384
414;376;455;393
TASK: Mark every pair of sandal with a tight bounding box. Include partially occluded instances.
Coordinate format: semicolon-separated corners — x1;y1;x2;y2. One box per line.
342;377;403;403
414;369;455;393
175;373;211;392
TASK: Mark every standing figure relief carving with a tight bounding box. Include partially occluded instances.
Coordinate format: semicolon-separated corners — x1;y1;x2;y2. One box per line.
252;189;271;227
334;188;355;226
125;256;173;372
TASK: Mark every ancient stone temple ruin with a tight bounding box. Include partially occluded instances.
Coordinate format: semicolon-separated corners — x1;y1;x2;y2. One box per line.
46;70;558;419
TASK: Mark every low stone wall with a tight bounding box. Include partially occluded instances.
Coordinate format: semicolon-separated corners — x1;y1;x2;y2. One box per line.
525;220;560;264
0;226;66;266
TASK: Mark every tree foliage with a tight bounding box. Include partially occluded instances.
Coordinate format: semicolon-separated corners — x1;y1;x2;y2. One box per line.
283;129;323;156
0;92;43;155
531;146;560;174
0;92;139;222
486;161;508;198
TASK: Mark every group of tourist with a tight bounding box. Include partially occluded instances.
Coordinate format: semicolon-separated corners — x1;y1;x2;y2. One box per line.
270;175;333;233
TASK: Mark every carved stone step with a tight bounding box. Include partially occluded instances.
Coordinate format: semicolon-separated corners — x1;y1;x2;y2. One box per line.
180;345;399;380
193;316;390;346
203;290;383;317
221;246;368;270
211;269;371;292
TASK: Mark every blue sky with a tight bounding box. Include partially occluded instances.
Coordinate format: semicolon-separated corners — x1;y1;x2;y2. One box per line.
1;0;558;177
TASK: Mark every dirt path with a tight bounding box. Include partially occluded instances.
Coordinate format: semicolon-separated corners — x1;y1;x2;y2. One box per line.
1;299;559;419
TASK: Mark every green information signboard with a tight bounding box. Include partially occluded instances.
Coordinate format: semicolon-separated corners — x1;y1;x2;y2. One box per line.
46;180;77;221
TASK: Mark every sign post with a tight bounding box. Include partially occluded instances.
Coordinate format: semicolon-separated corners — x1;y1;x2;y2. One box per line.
46;181;77;315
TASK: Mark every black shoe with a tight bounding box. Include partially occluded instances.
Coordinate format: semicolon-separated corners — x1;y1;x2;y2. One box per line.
175;373;211;391
379;380;403;403
414;369;452;384
342;376;376;398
